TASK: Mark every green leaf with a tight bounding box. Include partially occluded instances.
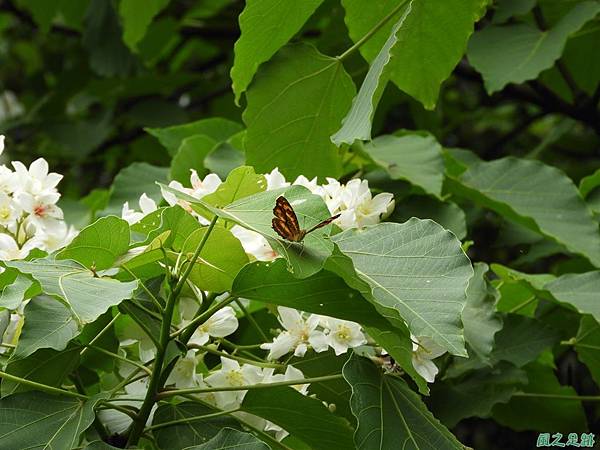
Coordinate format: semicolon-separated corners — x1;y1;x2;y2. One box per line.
332;220;473;356
573;314;600;387
6;257;138;326
545;271;600;322
82;0;135;77
232;259;388;328
241;386;354;450
202;166;267;209
132;205;200;250
161;184;338;278
343;354;463;450
204;142;246;179
2;346;80;396
331;5;412;146
342;0;483;109
468;1;600;93
430;363;527;428
187;428;270;450
103;162;169;216
491;315;559;367
461;263;502;363
390;196;466;240
231;0;325;104
364;133;445;198
12;296;78;360
170;135;218;183
153;402;240;450
15;0;61;32
492;362;587;432
244;43;355;180
579;167;600;198
147;117;242;156
493;0;535;23
448;157;600;268
119;0;170;52
0;273;36;310
0;392;103;448
57;216;130;270
182;226;249;292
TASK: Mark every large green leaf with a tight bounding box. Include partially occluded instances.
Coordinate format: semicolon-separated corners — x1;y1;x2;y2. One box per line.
390;196;466;240
57;216;130;270
153;402;240;450
170;135;219;183
2;346;80;396
132;205;200;250
0;392;103;448
147;117;243;156
161;184;338;278
364;133;445;198
0;273;36;310
187;428;270;450
6;257;138;326
430;363;527;428
491;315;559;367
231;0;325;104
573;315;600;386
448;157;600;268
492;362;587;432
545;271;600;322
241;386;354;450
103;162;169;216
343;354;464;450
468;1;600;93
181;226;249;292
332;220;473;356
331;5;413;146
243;43;355;180
202;166;267;209
232;259;389;328
461;263;502;363
342;0;483;109
119;0;169;51
12;296;78;360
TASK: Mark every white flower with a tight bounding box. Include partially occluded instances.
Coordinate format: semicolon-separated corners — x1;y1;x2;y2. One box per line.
32;222;77;252
188;306;239;346
264;168;289;190
0;191;21;226
166;350;200;388
0;234;35;260
337;179;394;229
121;193;158;224
260;307;328;360
322;177;345;213
322;317;367;355
293;175;325;197
11;158;63;198
17;191;64;232
204;357;264;409
410;335;447;383
190;171;222;197
230;225;277;261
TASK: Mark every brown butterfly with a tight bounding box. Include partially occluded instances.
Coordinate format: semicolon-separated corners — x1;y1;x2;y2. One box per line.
272;196;340;242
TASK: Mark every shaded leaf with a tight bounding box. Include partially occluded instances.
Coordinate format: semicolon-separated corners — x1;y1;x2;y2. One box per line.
231;0;325;104
187;428;270;450
573;315;600;387
170;135;218;183
244;43;355;180
119;0;170;52
468;2;600;93
546;271;600;322
343;354;463;450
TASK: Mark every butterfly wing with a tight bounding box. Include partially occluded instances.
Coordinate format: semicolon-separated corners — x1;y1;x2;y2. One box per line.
272;196;304;242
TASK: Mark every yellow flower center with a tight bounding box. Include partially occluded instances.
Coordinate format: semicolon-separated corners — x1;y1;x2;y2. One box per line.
225;370;245;387
335;325;352;343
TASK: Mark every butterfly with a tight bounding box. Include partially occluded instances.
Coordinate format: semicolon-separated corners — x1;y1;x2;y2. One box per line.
272;196;340;242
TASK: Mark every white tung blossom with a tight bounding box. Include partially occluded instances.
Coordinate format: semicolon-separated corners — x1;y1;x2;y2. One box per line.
204;357;264;409
121;193;158;224
261;307;328;360
410;335;447;383
321;317;367;356
188;306;239;346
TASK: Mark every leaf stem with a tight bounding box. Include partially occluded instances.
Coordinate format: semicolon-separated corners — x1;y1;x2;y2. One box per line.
122;265;164;311
80;312;121;358
0;370;88;400
85;344;153;376
145;407;240;431
337;0;409;62
188;343;284;369
126;217;219;447
156;374;343;400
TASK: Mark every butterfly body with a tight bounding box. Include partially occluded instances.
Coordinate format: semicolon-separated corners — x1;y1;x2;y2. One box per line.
272;196;340;242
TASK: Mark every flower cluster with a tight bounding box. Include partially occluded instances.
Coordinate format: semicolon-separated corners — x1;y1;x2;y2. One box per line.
0;135;75;262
